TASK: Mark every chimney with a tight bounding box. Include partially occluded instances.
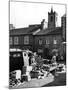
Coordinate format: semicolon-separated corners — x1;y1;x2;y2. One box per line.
41;19;45;30
41;19;47;30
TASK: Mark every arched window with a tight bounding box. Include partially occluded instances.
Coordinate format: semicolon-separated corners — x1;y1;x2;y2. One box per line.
51;16;53;22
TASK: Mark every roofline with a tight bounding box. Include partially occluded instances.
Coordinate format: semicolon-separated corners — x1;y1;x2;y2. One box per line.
34;33;62;36
34;27;62;35
10;33;32;35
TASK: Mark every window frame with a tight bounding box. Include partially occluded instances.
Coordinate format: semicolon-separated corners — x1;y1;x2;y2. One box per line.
24;36;29;45
46;39;49;44
14;36;19;45
9;37;13;45
39;39;42;45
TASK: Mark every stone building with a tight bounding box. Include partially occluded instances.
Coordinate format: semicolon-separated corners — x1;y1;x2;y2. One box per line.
48;7;57;28
9;25;41;51
9;8;66;59
34;8;64;58
34;27;62;58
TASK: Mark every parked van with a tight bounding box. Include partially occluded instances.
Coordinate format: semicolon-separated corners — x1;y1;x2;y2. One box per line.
9;48;33;72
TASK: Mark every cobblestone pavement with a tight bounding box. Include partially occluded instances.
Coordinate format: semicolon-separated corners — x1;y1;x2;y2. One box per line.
11;73;54;89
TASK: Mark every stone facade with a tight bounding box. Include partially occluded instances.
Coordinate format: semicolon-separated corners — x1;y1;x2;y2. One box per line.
9;8;66;59
48;7;57;28
10;34;34;51
34;31;62;58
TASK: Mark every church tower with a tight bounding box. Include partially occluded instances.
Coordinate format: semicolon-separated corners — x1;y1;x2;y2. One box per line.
48;7;57;28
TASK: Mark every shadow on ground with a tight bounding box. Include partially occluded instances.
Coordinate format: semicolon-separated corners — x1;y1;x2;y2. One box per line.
42;72;66;87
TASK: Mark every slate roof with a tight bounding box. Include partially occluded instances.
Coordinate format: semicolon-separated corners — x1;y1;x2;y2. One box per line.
35;27;62;35
10;24;62;36
10;24;41;35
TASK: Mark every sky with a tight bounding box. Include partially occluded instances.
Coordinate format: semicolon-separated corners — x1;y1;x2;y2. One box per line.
10;1;66;28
